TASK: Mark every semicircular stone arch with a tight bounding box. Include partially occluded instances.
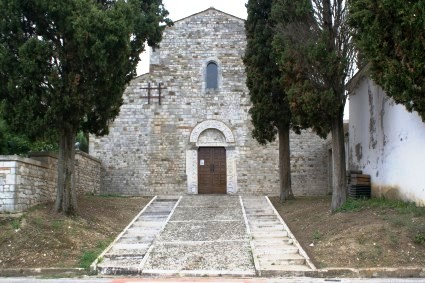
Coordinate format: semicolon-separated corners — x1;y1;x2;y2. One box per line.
186;120;238;195
189;120;235;144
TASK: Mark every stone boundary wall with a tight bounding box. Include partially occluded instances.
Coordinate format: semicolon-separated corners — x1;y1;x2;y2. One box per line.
0;151;101;213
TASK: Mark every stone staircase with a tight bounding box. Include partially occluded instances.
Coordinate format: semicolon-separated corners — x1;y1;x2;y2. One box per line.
93;196;180;275
242;196;315;276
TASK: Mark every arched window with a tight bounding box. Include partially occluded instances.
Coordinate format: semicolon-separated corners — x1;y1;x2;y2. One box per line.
206;62;218;89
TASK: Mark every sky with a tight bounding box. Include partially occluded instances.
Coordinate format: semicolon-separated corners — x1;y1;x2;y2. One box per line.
137;0;248;75
162;0;248;21
136;1;349;118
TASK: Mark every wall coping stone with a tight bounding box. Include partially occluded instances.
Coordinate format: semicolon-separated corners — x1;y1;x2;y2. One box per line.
75;150;101;163
0;155;47;169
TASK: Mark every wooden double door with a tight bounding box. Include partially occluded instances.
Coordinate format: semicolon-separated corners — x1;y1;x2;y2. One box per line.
198;147;226;194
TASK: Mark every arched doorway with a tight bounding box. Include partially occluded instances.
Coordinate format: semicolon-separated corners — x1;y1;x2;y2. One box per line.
198;147;226;194
187;120;237;194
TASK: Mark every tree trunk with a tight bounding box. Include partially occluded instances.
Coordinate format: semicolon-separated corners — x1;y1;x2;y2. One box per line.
330;114;347;211
278;125;294;202
54;128;78;215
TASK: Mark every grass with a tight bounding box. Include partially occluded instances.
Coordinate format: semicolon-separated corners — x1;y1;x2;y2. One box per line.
312;230;322;241
52;219;64;231
10;218;21;230
415;233;425;245
337;197;425;216
338;197;425;246
78;240;109;269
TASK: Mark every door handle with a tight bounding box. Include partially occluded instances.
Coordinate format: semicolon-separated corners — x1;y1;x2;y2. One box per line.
212;164;214;172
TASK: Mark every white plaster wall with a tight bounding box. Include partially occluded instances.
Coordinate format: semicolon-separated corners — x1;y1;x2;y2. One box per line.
349;77;425;206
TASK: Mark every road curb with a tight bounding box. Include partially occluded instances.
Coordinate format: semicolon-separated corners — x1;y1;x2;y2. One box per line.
0;266;424;278
0;268;88;277
315;267;425;278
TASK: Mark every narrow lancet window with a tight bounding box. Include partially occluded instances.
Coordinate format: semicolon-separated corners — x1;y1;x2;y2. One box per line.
206;62;218;89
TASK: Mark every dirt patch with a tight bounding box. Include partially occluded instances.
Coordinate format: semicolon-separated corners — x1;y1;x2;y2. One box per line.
0;195;151;268
1;195;424;270
271;196;425;269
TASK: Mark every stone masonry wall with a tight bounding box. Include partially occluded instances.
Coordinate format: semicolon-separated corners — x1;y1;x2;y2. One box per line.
0;156;53;213
0;151;100;213
90;8;329;196
75;151;101;195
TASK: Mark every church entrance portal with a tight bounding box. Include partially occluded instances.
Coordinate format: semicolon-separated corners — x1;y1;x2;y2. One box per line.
187;120;237;194
198;147;226;194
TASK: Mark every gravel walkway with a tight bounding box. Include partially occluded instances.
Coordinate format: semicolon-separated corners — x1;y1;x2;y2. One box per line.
93;195;313;277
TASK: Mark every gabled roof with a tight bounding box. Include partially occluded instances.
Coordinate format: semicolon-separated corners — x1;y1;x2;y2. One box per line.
173;7;245;24
346;63;370;93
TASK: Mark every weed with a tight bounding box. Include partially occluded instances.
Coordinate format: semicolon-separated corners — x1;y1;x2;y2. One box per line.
79;240;108;269
33;217;44;227
357;234;367;245
79;250;97;269
52;219;64;231
388;231;399;246
337;198;425;215
356;244;383;265
11;218;20;230
313;230;322;241
387;215;406;227
414;233;425;245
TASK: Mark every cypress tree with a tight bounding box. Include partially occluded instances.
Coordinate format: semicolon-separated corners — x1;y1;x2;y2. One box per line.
0;0;171;215
244;0;294;201
272;0;356;210
349;0;425;121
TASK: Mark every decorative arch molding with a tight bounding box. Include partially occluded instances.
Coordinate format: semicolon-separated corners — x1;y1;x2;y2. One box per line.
186;120;238;195
190;120;235;144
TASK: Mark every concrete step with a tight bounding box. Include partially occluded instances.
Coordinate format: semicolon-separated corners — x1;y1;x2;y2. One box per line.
259;263;312;272
244;209;274;213
253;245;299;255
103;254;146;260
258;254;306;266
132;221;164;227
125;227;162;234
249;220;283;226
118;237;156;244
95;197;181;276
111;243;151;250
251;231;288;238
250;227;285;233
252;238;291;245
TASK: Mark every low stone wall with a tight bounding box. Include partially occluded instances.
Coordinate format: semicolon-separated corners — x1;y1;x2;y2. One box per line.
75;151;101;194
0;151;100;213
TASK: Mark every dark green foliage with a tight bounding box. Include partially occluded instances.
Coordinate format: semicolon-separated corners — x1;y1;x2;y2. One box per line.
0;110;8;154
244;0;294;201
348;0;425;121
272;0;355;210
0;0;171;138
0;103;57;155
272;0;353;136
337;197;425;216
79;240;109;269
244;0;292;144
0;0;171;214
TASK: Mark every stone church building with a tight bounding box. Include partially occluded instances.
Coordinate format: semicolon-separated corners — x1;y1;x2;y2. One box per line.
90;8;329;196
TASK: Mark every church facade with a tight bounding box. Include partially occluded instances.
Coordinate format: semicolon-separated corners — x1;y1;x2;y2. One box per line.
90;8;329;196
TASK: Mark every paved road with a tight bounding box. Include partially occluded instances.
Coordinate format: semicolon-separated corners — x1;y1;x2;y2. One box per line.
1;276;424;283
